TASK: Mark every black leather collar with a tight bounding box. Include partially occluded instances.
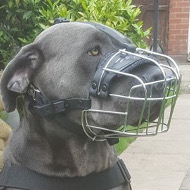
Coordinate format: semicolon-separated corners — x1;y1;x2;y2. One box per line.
0;159;131;190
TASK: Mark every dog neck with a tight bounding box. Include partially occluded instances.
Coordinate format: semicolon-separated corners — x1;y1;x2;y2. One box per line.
4;97;118;177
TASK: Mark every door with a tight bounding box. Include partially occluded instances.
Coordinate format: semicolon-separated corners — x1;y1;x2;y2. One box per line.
132;0;169;53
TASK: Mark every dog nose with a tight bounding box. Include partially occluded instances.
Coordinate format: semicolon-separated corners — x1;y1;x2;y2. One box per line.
142;65;178;94
142;69;164;91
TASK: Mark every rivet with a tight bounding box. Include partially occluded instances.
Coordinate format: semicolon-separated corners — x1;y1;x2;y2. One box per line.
92;82;97;90
120;53;126;58
101;84;107;92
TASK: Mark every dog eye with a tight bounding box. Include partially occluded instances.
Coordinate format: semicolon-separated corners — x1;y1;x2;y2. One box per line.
88;47;100;56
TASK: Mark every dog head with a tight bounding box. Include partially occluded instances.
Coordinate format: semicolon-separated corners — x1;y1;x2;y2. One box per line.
1;22;180;140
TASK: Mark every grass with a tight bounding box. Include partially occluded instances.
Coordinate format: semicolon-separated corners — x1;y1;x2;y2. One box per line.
114;124;144;155
0;111;8;120
114;136;137;155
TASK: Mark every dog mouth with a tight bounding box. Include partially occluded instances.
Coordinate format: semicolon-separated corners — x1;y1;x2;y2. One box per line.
87;96;162;127
81;92;168;141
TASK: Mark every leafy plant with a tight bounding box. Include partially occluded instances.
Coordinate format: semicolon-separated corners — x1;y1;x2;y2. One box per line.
0;111;8;121
67;0;151;47
0;0;151;68
0;0;43;67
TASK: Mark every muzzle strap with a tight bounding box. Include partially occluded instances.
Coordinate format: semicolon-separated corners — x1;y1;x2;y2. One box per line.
32;98;91;117
27;84;91;117
86;22;136;52
90;50;154;97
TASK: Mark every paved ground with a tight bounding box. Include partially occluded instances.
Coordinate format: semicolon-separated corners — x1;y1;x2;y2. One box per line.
178;65;190;94
121;62;190;190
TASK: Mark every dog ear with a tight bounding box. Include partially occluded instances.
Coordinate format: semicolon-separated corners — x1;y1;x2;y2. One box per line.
0;43;44;112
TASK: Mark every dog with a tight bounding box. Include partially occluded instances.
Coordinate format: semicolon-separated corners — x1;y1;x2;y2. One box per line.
0;21;174;190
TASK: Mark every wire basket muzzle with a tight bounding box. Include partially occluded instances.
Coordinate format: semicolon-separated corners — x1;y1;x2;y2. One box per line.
82;49;181;141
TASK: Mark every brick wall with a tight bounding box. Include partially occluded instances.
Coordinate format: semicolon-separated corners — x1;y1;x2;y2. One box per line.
168;0;189;55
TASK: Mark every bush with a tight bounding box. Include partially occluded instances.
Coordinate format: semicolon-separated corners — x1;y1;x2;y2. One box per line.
0;0;43;67
67;0;151;47
0;0;151;68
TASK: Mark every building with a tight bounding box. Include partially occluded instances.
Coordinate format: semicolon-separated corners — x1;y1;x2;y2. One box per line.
168;0;189;61
133;0;190;62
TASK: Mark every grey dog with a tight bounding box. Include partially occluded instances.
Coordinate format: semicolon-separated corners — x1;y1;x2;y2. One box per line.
0;22;164;190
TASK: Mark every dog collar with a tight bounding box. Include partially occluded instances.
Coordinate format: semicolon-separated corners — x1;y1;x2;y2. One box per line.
0;159;131;190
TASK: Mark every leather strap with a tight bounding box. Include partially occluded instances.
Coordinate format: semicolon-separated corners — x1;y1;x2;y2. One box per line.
32;98;91;117
85;22;136;52
0;159;131;190
53;19;136;53
27;86;118;145
27;84;91;117
90;51;154;98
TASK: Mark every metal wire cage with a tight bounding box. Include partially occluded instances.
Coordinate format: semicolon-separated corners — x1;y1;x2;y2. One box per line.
81;48;181;141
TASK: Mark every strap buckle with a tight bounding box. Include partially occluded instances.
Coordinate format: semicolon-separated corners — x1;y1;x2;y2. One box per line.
27;84;91;117
28;84;41;101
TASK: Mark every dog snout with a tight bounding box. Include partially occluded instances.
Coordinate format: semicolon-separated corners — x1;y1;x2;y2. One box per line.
141;67;165;94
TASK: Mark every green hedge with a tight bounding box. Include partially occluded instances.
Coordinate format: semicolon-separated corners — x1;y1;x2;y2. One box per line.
0;0;151;68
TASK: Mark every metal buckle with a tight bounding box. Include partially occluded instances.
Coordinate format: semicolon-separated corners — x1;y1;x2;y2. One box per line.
28;84;41;100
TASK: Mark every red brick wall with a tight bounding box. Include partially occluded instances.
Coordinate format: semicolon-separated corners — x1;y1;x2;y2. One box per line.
168;0;189;55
